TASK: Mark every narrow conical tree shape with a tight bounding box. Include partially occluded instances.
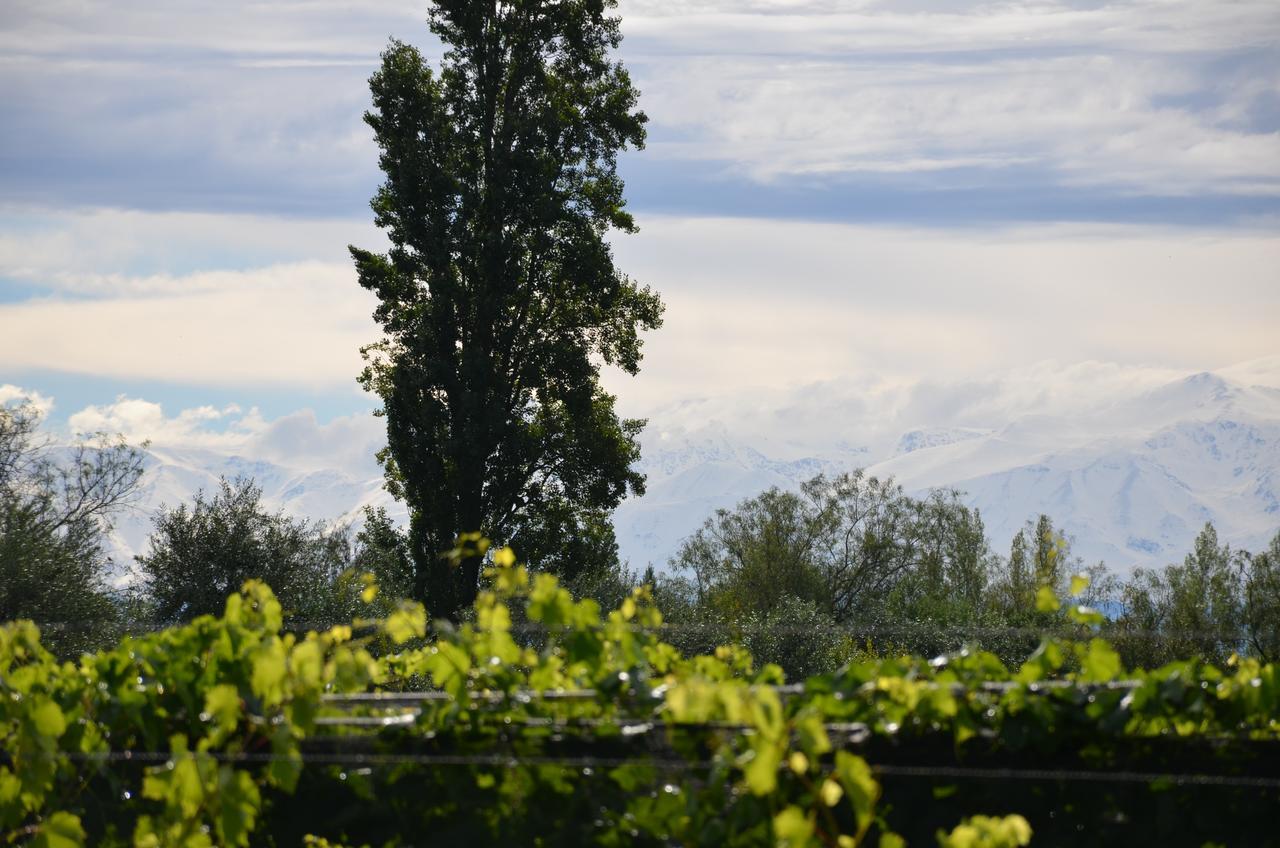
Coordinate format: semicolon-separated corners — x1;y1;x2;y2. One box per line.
1007;528;1031;607
351;1;663;616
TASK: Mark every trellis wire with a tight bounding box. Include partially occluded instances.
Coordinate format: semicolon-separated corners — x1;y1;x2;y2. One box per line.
24;749;1280;790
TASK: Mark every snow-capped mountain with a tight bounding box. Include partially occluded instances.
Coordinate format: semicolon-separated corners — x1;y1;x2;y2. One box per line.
614;361;1280;574
106;447;400;585
99;358;1280;582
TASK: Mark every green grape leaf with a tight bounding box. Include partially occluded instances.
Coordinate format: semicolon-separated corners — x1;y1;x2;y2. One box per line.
1079;638;1123;682
250;642;287;706
938;815;1032;848
1035;586;1060;613
32;811;85;848
290;640;324;690
0;769;20;805
527;574;574;627
426;642;471;700
772;805;814;846
385;604;427;645
267;725;303;792
31;699;66;739
742;740;782;795
834;751;878;832
1067;604;1105;627
795;711;832;757
216;765;261;847
203;684;241;735
1016;638;1065;683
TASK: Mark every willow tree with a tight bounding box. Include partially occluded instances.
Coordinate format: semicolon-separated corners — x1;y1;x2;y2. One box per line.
351;1;662;615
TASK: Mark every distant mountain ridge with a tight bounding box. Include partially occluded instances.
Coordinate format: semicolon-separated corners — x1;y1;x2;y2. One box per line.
615;365;1280;574
103;360;1280;583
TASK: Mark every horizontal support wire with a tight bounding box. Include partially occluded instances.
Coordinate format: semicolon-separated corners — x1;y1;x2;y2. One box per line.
871;764;1280;789
27;749;1280;790
17;620;1252;641
318;679;1142;709
314;680;1148;727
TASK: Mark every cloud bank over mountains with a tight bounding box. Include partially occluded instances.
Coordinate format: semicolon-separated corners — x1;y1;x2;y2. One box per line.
3;210;1277;415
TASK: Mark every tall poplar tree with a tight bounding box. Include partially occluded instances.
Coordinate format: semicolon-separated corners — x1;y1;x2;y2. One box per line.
351;1;663;615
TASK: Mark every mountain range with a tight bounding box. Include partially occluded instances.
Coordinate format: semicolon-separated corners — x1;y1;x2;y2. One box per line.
102;358;1280;583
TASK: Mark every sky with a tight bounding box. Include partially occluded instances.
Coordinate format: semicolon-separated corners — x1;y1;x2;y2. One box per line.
1;0;1278;451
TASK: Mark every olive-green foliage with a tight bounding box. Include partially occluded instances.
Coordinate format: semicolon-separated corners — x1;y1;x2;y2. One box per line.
985;515;1080;625
0;402;144;655
135;479;410;628
667;470;1279;676
1245;531;1280;663
674;473;885;617
669;472;1005;666
735;594;847;681
351;0;663;618
1112;523;1265;667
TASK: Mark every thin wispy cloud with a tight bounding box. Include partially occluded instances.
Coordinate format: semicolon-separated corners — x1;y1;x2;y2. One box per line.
2;0;1275;218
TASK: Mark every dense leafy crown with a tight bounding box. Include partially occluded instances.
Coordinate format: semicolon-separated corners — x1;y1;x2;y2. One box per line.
351;0;663;613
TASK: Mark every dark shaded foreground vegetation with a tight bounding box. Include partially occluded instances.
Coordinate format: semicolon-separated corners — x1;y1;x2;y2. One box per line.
3;551;1278;847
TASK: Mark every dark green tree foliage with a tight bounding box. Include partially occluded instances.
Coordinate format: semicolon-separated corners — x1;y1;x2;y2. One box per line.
885;489;995;624
985;514;1079;629
351;0;663;616
350;505;415;602
0;402;144;655
1114;523;1248;666
135;479;406;627
1002;527;1033;610
671;472;996;644
1244;531;1280;662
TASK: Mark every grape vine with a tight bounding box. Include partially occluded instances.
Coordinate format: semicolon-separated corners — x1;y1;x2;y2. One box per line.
2;546;1276;846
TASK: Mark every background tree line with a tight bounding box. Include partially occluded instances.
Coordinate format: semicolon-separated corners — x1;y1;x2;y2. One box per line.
649;472;1280;674
0;401;414;654
4;399;1276;673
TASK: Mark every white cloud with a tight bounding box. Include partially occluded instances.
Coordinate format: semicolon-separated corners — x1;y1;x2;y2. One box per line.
68;399;250;445
3;212;1276;405
0;261;378;388
0;0;423;60
613;1;1280;193
2;0;1276;210
625;357;1200;459
635;51;1280;193
0;384;55;417
620;1;1280;55
606;216;1280;410
0;206;383;295
66;395;384;480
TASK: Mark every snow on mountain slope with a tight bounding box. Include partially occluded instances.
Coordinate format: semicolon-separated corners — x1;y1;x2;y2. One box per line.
614;363;1280;574
90;358;1280;582
862;372;1280;567
895;427;990;455
106;446;401;585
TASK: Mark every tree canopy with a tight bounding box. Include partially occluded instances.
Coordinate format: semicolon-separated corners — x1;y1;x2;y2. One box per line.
351;0;663;616
135;479;411;628
0;401;144;654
